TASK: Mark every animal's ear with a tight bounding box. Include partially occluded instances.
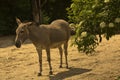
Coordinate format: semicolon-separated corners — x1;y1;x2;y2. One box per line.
16;17;21;25
27;22;32;26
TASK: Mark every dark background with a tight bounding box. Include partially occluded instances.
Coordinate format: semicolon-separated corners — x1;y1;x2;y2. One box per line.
0;0;71;35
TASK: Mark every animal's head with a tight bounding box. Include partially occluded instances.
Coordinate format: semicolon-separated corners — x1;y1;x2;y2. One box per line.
15;18;32;48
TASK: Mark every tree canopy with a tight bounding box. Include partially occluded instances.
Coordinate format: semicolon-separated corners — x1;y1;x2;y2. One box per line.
67;0;120;53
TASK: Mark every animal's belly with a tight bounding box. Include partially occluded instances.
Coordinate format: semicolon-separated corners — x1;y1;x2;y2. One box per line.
50;41;65;48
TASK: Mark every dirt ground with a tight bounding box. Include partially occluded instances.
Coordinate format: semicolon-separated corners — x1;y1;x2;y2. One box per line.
0;35;120;80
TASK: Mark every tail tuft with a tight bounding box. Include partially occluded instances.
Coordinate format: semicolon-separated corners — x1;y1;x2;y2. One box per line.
70;27;76;35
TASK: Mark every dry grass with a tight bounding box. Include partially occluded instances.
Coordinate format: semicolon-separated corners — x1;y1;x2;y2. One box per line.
0;35;120;80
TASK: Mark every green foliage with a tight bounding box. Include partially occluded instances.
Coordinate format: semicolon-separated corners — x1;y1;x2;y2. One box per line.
74;31;98;54
67;0;120;53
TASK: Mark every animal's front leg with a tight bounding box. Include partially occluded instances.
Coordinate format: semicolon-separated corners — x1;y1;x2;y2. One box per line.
46;48;53;75
36;48;42;76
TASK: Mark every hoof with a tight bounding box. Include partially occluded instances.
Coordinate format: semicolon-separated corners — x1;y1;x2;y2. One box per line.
59;65;62;68
49;71;53;75
38;73;42;76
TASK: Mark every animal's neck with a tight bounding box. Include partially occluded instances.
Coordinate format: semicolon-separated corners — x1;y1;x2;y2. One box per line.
27;24;40;42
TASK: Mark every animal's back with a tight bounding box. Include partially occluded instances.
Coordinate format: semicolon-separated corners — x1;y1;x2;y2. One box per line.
51;19;70;30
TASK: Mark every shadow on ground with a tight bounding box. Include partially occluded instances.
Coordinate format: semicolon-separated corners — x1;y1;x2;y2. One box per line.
49;67;92;80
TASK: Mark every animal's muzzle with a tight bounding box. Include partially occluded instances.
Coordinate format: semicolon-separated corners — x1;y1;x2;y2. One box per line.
15;40;21;48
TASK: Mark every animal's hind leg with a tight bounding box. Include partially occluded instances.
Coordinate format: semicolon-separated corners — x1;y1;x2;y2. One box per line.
58;46;63;68
64;42;69;69
46;48;53;75
36;48;42;76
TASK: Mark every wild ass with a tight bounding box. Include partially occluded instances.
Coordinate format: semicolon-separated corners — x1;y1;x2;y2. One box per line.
15;18;70;76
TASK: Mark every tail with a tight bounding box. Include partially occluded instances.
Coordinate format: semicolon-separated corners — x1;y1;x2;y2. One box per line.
69;23;76;35
70;27;76;35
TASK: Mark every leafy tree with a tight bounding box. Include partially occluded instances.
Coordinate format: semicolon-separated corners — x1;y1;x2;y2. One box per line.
67;0;120;54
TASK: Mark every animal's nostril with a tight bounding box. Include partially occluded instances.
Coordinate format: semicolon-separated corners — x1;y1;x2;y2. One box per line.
15;41;21;48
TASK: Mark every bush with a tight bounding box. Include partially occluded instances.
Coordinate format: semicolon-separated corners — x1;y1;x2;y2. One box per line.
67;0;120;54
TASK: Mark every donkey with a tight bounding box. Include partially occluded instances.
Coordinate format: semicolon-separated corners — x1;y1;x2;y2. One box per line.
15;18;70;76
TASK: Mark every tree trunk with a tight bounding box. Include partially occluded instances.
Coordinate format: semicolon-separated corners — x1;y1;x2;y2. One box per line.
31;0;42;24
